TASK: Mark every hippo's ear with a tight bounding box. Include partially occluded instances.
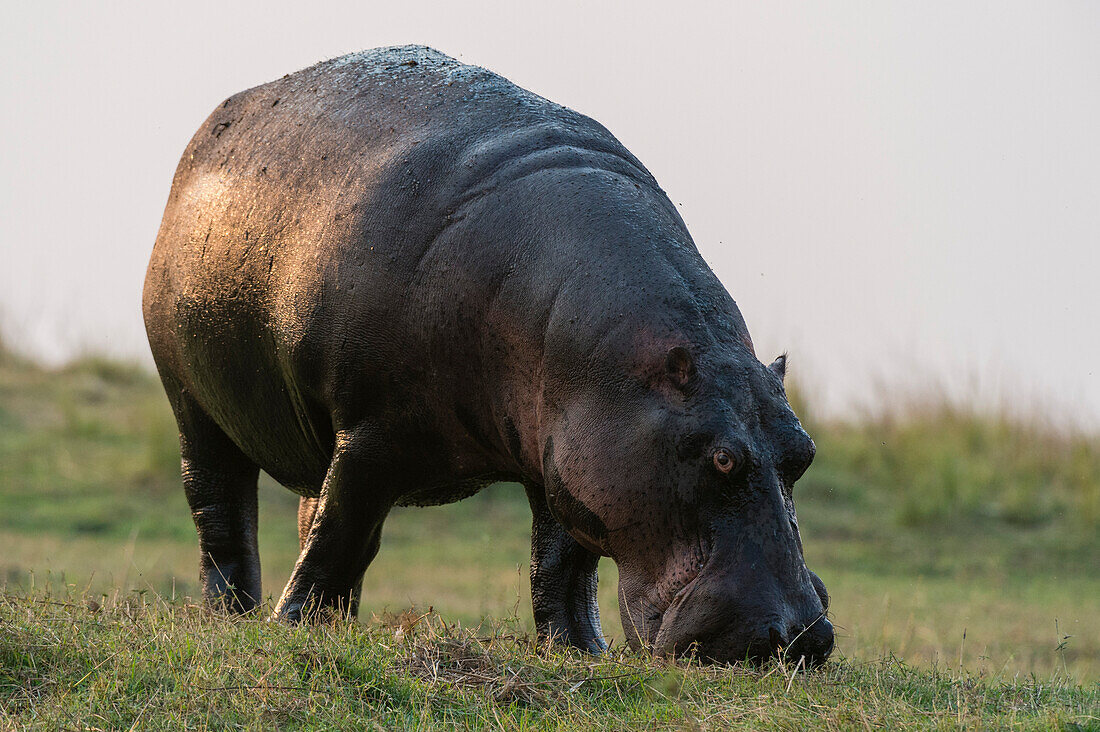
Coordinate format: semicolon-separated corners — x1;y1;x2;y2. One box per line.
666;346;696;389
768;353;787;382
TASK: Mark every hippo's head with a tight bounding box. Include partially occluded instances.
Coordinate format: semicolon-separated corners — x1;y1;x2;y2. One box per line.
540;334;833;665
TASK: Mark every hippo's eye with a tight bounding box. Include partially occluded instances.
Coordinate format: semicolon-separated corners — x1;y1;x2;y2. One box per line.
712;448;739;475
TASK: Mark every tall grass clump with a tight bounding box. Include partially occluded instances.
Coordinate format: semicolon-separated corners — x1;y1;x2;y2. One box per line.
788;384;1100;531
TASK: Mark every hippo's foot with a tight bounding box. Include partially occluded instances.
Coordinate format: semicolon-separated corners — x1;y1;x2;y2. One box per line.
175;389;263;614
272;426;389;623
526;484;608;654
271;585;362;624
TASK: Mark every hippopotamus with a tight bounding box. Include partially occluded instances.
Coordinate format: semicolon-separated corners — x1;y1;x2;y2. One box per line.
142;45;833;664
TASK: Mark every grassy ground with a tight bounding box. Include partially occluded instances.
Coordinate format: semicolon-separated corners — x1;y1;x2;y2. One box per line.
2;593;1096;730
1;340;1098;727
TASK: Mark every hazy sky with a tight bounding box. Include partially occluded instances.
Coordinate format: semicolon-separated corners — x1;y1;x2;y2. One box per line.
2;1;1098;425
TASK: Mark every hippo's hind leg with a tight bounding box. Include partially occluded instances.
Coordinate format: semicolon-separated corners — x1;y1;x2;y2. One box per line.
525;483;607;653
172;390;262;613
274;425;390;622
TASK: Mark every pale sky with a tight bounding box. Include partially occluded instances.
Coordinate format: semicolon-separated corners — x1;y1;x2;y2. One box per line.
2;1;1098;426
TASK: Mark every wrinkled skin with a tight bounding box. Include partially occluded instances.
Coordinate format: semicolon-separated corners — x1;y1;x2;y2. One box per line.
143;45;833;665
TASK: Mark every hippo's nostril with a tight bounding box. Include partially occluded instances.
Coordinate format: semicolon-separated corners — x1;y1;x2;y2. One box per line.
785;615;835;667
768;626;787;652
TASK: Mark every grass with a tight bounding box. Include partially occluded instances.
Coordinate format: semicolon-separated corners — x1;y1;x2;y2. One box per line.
1;593;1096;730
1;337;1098;727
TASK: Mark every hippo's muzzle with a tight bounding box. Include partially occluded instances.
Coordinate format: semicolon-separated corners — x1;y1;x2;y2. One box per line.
648;560;835;666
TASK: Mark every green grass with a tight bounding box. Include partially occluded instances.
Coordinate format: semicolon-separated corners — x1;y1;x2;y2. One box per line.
2;593;1096;730
1;339;1098;727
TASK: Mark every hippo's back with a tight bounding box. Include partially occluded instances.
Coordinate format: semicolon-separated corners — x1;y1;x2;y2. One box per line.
143;45;655;493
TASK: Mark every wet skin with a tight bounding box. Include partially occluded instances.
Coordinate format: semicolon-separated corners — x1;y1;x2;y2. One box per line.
143;45;833;665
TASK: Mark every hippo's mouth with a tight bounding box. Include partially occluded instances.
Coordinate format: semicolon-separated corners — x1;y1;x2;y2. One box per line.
618;564;704;652
651;568;711;655
617;535;714;652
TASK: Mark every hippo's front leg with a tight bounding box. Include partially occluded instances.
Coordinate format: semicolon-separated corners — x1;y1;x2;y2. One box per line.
524;484;607;653
273;427;390;622
296;496;364;613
